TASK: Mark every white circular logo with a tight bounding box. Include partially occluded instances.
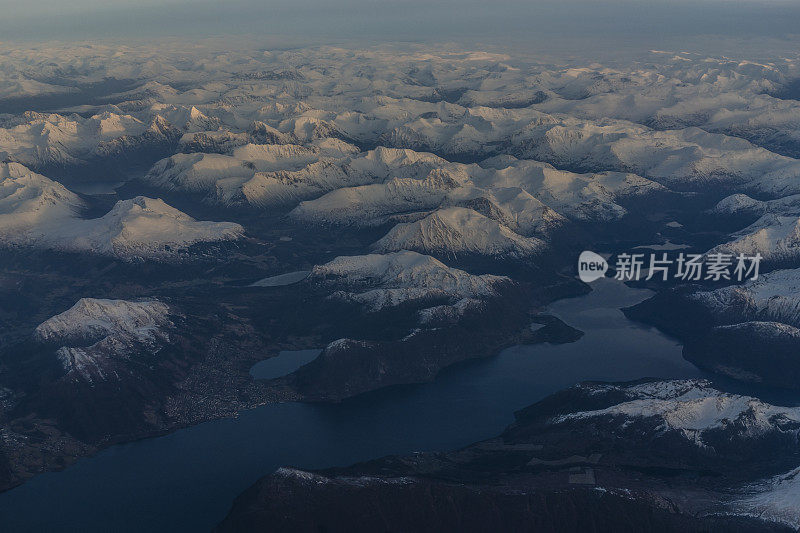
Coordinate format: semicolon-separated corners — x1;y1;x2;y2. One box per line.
578;251;608;283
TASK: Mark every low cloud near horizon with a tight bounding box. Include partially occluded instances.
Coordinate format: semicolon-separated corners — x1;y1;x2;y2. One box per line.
2;0;798;47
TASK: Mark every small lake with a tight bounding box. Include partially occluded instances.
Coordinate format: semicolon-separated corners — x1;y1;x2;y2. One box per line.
0;277;704;532
249;349;322;380
250;270;310;287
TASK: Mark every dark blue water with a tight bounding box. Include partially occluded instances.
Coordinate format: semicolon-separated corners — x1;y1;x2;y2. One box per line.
0;278;702;532
249;349;323;380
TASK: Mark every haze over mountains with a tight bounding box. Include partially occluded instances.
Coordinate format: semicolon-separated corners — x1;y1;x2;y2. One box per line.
5;0;800;46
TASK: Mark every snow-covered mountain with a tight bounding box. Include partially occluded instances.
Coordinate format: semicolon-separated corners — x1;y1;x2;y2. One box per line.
710;214;800;263
51;196;244;260
443;185;566;237
35;298;173;382
146;145;454;208
690;268;800;327
372;206;545;258
733;467;800;530
379;107;800;195
709;193;800;219
476;157;664;221
35;298;171;344
289;150;652;240
0;161;84;234
143;142;344;201
290;168;464;226
0;110;179;169
0;162;243;259
308;250;509;311
709;194;768;217
555;379;800;448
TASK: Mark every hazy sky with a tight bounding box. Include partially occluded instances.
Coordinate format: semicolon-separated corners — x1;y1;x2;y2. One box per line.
1;0;798;46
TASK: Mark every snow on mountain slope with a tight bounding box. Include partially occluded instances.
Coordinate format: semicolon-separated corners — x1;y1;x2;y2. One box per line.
555;379;800;448
178;130;252;154
290;168;464;226
511;122;800;195
144;143;325;194
106;81;181;106
0;76;76;100
0;162;84;236
149;104;219;133
144;151;257;194
477;157;664;221
0;165;243;259
239;147;457;207
373;207;545;258
309;250;508;311
291;151;643;231
34;298;173;382
344;147;450;177
732;467;800;530
709;193;800;219
690;268;800;327
377;104;800;195
235;160;353;207
144;145;446;207
279;114;344;142
0;110;173;168
708;194;766;216
530;75;800;152
0;113;85;168
176;119;311;154
443;185;567;237
416;297;484;325
35;298;171;344
710;214;800;263
713;320;800;341
53;196;244;259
